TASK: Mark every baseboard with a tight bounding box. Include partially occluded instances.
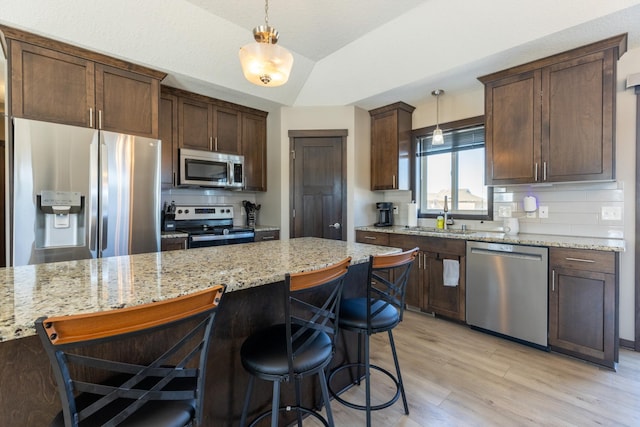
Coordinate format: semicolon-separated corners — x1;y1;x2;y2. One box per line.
620;338;636;350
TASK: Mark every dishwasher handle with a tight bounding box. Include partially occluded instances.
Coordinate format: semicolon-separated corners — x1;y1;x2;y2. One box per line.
469;247;544;262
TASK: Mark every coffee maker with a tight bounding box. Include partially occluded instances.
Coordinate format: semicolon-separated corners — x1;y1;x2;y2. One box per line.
374;202;394;227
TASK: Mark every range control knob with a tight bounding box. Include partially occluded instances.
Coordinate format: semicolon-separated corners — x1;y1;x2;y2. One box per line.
185;209;190;214
177;209;183;214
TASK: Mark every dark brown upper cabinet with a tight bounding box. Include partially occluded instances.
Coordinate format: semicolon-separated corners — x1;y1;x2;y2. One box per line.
178;95;241;155
479;34;627;185
5;26;165;139
369;102;415;191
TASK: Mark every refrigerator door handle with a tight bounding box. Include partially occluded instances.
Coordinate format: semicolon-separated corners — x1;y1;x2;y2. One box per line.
89;134;100;258
99;142;109;254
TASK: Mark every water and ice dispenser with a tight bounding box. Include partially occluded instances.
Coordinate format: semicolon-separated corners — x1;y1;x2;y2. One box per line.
37;191;85;248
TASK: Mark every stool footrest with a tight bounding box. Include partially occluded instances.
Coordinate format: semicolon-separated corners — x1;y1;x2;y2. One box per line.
248;405;330;427
327;362;401;411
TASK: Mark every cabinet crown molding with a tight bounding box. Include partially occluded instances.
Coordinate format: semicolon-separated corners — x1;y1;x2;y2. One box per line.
478;33;627;84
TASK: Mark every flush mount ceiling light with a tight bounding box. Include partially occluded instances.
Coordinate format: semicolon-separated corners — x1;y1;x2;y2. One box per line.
238;0;294;87
431;89;445;145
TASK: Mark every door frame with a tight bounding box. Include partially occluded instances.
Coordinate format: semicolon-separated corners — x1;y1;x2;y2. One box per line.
634;84;640;351
288;129;348;240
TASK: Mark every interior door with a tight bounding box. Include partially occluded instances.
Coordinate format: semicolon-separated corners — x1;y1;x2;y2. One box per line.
290;130;347;240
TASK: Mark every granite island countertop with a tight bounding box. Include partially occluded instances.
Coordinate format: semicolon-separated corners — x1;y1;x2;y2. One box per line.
0;237;399;342
356;225;625;252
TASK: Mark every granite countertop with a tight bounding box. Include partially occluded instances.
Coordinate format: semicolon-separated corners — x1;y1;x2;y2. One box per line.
0;237;398;342
356;225;625;252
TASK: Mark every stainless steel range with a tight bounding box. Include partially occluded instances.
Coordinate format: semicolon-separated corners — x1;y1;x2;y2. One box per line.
170;205;255;248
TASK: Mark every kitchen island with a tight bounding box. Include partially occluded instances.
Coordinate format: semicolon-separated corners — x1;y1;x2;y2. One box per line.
0;237;399;426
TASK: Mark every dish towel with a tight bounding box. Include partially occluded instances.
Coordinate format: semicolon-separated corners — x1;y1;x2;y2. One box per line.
443;259;459;287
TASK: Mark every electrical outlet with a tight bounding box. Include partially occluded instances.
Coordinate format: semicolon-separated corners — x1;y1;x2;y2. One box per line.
602;206;622;221
539;206;549;218
497;206;512;218
393;206;399;215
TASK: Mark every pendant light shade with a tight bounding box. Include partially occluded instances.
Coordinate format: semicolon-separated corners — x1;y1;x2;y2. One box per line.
239;1;293;87
431;89;445;145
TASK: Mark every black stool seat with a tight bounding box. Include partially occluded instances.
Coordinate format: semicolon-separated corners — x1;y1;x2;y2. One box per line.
241;324;333;377
51;398;194;427
339;298;400;331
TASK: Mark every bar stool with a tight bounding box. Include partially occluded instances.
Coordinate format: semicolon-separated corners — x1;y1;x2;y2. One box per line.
36;285;225;427
239;257;351;427
328;248;418;426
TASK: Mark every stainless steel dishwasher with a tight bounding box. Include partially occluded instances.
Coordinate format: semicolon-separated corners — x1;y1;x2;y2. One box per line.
466;241;548;348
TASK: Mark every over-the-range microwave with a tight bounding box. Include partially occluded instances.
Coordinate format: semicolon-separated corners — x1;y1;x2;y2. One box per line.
179;148;244;189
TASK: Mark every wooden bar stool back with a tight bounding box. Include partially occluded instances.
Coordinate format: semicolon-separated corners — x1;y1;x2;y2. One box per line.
328;248;418;427
36;285;225;427
239;257;352;427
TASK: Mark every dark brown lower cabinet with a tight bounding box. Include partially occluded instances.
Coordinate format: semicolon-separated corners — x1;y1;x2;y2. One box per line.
387;233;466;321
254;230;280;241
161;237;188;251
549;248;618;369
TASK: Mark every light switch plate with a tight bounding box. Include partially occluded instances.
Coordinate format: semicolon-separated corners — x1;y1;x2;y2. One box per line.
393;206;399;215
539;206;549;218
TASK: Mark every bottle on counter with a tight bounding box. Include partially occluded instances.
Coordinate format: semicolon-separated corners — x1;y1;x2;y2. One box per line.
436;215;444;229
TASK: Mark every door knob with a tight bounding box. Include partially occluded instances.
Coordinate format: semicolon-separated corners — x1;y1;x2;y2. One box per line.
329;222;341;229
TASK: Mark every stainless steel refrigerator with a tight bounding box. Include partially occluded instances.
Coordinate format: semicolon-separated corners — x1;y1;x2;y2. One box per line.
12;118;161;266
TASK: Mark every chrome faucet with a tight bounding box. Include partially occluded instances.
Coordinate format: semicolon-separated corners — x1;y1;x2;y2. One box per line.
443;196;449;230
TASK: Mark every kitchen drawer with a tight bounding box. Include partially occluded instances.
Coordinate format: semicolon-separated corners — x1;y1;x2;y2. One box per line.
388;233;419;250
255;230;280;241
356;230;390;246
161;237;188;251
419;236;465;255
550;248;615;274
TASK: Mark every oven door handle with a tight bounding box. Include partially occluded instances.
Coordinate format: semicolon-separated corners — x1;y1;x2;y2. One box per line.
191;232;255;242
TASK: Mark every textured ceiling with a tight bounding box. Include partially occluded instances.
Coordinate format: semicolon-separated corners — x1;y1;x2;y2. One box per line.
185;0;427;61
1;0;640;112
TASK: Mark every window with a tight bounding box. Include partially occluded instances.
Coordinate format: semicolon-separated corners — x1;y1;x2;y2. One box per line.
414;116;493;220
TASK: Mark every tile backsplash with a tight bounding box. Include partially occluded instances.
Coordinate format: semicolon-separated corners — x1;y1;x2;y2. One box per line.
380;180;625;239
161;188;257;227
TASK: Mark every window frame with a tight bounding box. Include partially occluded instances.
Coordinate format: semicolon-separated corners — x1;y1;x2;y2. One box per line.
411;115;493;221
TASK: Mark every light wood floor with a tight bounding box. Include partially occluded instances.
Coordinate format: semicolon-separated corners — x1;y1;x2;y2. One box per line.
308;310;640;426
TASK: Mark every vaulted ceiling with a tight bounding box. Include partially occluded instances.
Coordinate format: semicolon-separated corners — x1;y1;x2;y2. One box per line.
2;0;640;112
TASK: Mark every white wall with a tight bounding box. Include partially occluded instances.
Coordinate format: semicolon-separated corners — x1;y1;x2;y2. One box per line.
255;109;283;229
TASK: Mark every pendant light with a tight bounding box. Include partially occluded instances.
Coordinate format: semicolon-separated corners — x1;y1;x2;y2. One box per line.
431;89;445;145
239;0;294;87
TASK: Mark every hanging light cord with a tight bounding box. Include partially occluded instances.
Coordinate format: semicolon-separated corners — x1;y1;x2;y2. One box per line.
436;92;440;129
264;0;269;26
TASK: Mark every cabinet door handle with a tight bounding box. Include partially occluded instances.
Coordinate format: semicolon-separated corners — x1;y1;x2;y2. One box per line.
214;137;218;151
98;110;103;129
393;175;396;188
173;172;176;187
209;137;213;151
183;239;188;250
534;163;538;181
543;161;547;181
418;253;421;269
261;236;275;240
364;236;377;240
89;107;93;127
552;269;555;292
565;257;595;263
